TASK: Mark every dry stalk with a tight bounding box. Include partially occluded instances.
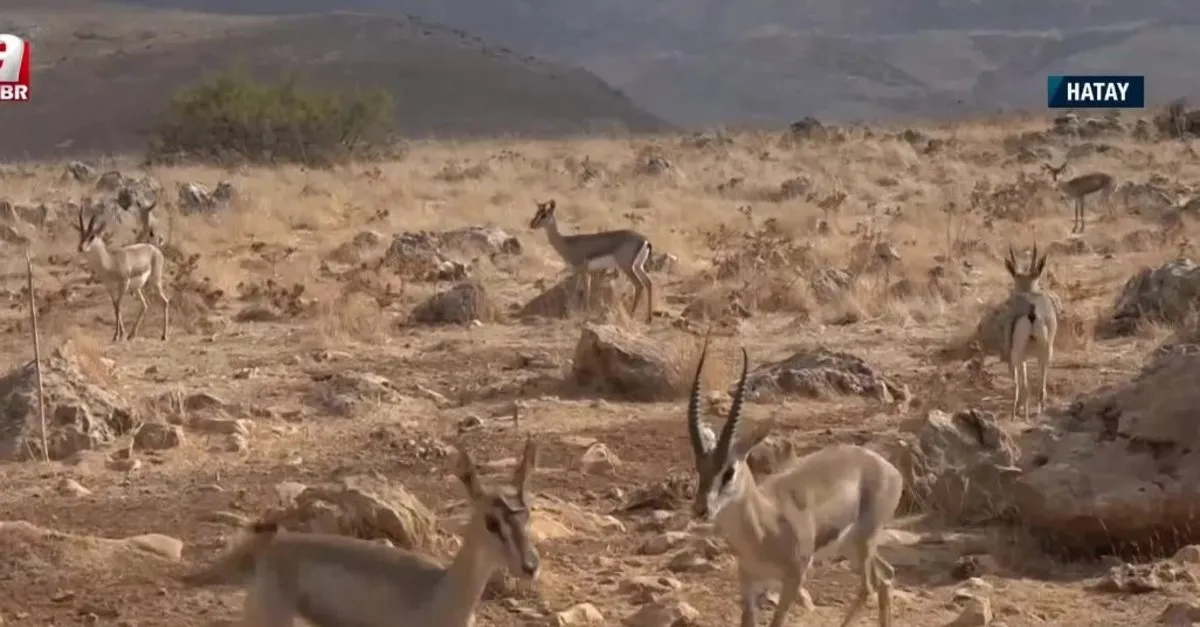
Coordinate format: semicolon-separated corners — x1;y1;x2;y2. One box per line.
25;248;48;462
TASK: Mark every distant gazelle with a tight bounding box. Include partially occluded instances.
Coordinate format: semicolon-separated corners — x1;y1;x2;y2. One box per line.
529;199;654;323
1043;160;1115;233
685;338;904;627
76;206;170;342
1000;244;1057;419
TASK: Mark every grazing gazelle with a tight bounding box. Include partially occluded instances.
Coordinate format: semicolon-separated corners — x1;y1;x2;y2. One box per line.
529;199;654;323
1043;160;1115;233
685;338;903;627
76;206;170;342
180;438;540;627
1000;244;1058;419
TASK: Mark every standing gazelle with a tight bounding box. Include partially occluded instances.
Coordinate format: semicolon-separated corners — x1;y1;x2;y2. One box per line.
1001;245;1057;420
76;206;170;342
181;438;540;627
1043;160;1115;233
529;199;654;323
685;338;903;627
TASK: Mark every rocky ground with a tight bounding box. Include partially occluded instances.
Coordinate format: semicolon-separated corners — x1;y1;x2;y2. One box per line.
2;113;1200;625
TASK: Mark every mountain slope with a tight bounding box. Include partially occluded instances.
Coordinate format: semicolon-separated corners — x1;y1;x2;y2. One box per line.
0;4;668;161
107;0;1200;125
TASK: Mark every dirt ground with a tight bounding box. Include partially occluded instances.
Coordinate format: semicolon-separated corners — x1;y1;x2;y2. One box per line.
0;116;1193;625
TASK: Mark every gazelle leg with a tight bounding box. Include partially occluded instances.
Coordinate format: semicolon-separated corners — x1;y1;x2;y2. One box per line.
633;266;653;323
580;271;592;316
1036;345;1052;415
873;555;896;627
112;281;130;343
1078;198;1086;232
622;266;645;322
127;288;149;340
243;573;298;627
154;282;170;341
1018;361;1030;420
768;559;813;627
838;541;878;627
737;570;762;627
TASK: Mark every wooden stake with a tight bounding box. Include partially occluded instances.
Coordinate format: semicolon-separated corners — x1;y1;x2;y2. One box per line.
26;247;48;462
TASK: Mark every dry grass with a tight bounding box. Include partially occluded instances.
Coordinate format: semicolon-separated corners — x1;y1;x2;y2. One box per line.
0;113;1196;625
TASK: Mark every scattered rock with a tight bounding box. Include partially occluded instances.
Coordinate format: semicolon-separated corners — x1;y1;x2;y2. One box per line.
0;340;136;461
309;371;404;417
889;409;1021;524
946;595;992;627
638;531;689;556
177;181;234;214
265;475;439;551
555;602;605;626
56;478;91;497
410;280;496;325
1160;601;1200;625
741;346;908;403
122;534;184;561
64;161;96;182
132;423;184;451
570;324;685;402
519;273;622;320
625;599;699;627
579;442;620;475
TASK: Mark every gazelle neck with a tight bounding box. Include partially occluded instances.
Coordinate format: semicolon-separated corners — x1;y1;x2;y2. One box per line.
427;522;500;627
713;462;777;542
538;218;574;260
83;240;116;274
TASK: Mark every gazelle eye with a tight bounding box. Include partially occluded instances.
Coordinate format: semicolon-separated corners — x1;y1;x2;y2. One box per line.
720;466;735;486
485;515;502;535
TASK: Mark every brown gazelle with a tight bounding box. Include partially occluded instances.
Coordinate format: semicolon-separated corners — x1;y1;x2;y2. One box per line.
529;199;654;323
685;338;904;627
76;206;170;342
1000;245;1058;420
1043;160;1115;233
181;438;540;627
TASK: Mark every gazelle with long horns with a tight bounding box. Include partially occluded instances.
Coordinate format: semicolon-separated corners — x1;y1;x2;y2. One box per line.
75;206;170;342
684;339;905;627
1000;244;1057;419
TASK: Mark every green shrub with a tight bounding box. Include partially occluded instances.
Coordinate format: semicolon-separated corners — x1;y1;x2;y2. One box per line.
148;64;394;166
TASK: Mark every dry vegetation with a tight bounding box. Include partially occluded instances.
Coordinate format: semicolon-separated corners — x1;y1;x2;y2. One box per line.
0;112;1199;625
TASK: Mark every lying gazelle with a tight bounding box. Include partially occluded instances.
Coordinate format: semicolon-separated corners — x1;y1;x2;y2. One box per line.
685;339;903;627
1043;160;1115;233
1000;244;1057;419
529;199;655;323
181;438;540;627
77;206;170;342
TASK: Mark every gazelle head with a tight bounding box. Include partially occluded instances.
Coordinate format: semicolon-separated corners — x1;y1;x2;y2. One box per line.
1042;160;1069;182
686;338;768;522
529;199;557;230
454;437;541;580
135;200;159;245
76;206;107;254
1004;244;1047;293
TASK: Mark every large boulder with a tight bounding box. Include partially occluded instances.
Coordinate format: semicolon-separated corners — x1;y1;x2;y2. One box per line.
267;475;439;552
1105;258;1200;337
519;273;621;320
1015;349;1200;553
0;341;136;461
410;280;496;324
571;324;684;402
887;409;1021;524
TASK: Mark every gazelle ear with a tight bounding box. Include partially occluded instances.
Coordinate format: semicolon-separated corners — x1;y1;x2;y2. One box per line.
513;436;537;498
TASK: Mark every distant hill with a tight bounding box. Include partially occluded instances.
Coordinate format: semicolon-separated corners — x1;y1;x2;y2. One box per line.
108;0;1200;126
0;3;668;161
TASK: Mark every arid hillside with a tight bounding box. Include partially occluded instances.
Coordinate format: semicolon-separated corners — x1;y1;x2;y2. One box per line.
109;0;1200;125
2;111;1200;625
0;2;667;161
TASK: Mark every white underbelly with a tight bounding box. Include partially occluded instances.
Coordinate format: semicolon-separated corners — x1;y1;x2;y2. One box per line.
585;255;620;270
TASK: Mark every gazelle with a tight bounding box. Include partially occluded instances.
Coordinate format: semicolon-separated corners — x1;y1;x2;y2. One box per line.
76;206;170;342
529;199;654;323
1043;160;1115;233
180;438;540;627
685;338;904;627
116;188;162;246
1000;244;1057;420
